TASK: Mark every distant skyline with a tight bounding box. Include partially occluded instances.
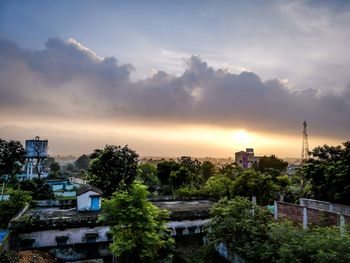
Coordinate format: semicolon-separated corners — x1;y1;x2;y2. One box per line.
1;0;349;157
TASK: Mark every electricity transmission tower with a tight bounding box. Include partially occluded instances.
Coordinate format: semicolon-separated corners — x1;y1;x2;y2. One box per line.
301;121;310;161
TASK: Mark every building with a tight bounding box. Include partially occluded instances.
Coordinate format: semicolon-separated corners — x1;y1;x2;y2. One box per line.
235;148;259;169
8;190;214;261
76;185;103;211
17;137;49;180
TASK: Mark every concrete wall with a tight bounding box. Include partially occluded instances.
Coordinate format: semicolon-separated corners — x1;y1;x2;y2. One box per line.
77;191;101;211
168;219;209;235
16;219;209;249
18;226;110;248
300;198;350;216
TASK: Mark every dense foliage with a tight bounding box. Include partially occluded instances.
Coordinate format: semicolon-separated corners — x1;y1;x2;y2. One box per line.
301;141;350;204
207;196;350;263
87;145;139;197
0;139;26;197
253;155;288;172
207;197;275;262
16;178;54;200
137;163;160;190
99;181;174;262
75;154;90;171
0;190;32;227
270;224;350;263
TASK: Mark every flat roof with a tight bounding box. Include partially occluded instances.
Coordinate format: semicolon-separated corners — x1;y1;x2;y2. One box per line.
153;200;214;212
10;200;214;231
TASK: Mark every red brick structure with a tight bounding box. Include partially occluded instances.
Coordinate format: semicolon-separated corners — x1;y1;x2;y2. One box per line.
275;201;350;229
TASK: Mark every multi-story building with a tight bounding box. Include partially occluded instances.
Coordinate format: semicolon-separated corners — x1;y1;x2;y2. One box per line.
235;148;259;169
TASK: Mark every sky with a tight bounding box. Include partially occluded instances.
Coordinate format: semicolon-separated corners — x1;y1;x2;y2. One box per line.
0;0;350;158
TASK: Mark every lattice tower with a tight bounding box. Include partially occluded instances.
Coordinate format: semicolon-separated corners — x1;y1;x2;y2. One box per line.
301;121;310;160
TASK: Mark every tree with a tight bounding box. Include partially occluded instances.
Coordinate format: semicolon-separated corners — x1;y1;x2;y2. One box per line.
137;163;160;189
0;190;32;227
204;175;235;198
232;170;278;205
87;145;139;197
300;141;350;204
43;157;56;170
270;223;350;263
49;162;60;173
99;181;174;262
177;156;201;174
169;166;192;190
253;155;288;173
207;197;275;262
65;163;75;172
156;160;180;185
18;178;54;200
200;161;215;181
219;162;242;178
75;154;90;171
0;139;26;199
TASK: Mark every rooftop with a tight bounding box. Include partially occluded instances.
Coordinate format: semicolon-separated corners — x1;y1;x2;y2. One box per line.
9;207;100;231
154;200;214;220
10;200;215;231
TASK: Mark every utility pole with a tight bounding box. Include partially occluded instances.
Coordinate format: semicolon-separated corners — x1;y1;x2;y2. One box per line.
301;121;309;161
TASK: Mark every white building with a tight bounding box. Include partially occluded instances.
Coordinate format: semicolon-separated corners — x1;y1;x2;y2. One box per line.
76;185;102;211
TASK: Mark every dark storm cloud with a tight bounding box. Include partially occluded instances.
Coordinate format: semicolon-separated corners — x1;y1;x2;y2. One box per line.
0;37;349;138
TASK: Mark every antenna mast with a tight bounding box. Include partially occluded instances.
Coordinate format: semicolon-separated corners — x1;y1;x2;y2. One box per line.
301;121;309;161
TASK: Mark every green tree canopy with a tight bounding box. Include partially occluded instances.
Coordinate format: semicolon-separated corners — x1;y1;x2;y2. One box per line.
219;162;242;178
200;161;215;181
0;190;32;227
204;175;235;199
0;139;26;198
99;181;174;262
87;145;139;197
75;154;90;171
17;178;53;200
232;170;278;205
177;156;201;174
156;160;180;186
207;197;274;262
137;163;160;189
253;155;288;173
301;141;350;204
49;162;60;173
270;223;350;263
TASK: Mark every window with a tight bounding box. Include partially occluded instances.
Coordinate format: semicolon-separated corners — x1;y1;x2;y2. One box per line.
188;226;197;235
85;232;98;243
106;232;113;242
56;236;69;246
20;238;35;249
175;227;185;236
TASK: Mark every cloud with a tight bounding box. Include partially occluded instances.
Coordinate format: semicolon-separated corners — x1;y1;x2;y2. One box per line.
0;37;349;139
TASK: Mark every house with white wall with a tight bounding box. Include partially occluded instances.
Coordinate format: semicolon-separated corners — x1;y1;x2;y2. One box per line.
76;185;102;211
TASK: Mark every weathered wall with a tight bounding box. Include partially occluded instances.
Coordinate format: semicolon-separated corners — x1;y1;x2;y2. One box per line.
16;219;209;249
168;219;209;235
18;226;110;248
300;198;350;216
276;201;350;229
277;202;303;223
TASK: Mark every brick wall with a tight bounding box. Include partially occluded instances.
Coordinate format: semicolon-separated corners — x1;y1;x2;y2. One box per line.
276;201;344;228
277;202;303;223
307;208;339;227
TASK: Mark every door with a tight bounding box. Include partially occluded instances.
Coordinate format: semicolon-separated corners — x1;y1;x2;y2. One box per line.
91;196;100;210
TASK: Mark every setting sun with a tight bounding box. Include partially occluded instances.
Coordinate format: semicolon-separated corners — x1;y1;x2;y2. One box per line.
232;130;252;145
